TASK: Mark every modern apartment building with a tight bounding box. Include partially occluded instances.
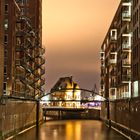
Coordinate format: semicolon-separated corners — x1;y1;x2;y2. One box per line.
100;0;132;100
2;0;45;98
131;0;140;97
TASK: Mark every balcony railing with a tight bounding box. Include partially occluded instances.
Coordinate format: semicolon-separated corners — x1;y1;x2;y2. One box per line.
121;92;130;98
122;43;131;49
110;36;117;41
122;74;131;82
110;70;117;76
100;72;105;77
109;59;117;64
100;80;104;85
122;11;131;20
101;64;105;68
122;59;131;66
110;83;117;88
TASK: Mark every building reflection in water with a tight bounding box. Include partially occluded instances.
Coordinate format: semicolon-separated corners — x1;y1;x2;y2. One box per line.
66;121;81;140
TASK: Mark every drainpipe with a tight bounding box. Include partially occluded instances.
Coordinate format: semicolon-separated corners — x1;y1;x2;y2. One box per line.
107;99;111;128
36;100;39;128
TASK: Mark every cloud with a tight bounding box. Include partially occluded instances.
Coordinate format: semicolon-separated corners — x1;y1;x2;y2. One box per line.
43;0;120;91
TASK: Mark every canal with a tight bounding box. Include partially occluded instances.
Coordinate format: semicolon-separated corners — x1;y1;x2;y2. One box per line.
10;120;128;140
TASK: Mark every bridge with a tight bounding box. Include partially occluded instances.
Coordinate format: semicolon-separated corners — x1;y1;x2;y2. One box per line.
42;107;100;120
39;88;109;125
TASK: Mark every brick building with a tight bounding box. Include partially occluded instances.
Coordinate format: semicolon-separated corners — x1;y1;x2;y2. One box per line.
1;0;45;98
100;0;140;138
100;0;132;100
131;0;140;97
0;0;4;97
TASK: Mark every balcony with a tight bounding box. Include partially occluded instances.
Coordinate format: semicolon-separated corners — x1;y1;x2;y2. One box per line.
101;65;105;69
122;59;131;67
122;2;131;21
100;72;105;77
110;70;117;76
122;74;131;82
121;92;130;98
122;43;131;50
109;52;117;65
122;0;131;2
41;69;45;75
109;59;117;65
110;83;117;88
100;80;104;85
100;56;105;60
109;88;117;100
122;11;131;20
16;45;24;52
16;30;26;37
15;74;24;80
15;59;23;66
110;29;117;41
100;51;105;60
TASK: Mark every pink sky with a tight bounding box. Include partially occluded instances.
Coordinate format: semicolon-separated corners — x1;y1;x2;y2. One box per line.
42;0;120;92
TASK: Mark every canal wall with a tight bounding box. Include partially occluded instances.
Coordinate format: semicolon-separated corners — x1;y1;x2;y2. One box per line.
43;108;100;120
0;99;43;140
101;97;140;139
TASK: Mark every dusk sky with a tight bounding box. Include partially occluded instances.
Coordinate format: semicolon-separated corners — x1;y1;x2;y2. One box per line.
42;0;120;92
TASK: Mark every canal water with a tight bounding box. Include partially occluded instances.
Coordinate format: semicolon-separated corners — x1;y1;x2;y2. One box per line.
11;120;127;140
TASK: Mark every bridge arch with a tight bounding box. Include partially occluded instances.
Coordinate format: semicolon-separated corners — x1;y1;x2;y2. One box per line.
40;88;106;102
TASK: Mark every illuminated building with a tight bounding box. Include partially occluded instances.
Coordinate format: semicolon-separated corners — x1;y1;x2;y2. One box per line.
51;76;81;108
100;0;132;100
131;0;140;97
2;0;45;98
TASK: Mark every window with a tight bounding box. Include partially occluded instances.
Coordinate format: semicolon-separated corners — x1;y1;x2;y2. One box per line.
133;81;138;97
110;29;117;40
3;82;7;91
4;66;7;74
5;4;8;13
4;50;8;57
4;19;8;30
4;35;8;44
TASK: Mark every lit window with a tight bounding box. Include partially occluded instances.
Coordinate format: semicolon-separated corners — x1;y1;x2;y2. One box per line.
133;81;138;97
4;19;8;30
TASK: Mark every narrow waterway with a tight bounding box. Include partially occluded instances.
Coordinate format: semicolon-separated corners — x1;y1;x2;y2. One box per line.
12;120;127;140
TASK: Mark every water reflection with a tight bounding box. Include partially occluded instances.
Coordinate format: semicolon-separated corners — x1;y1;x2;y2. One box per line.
66;121;81;140
12;120;127;140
